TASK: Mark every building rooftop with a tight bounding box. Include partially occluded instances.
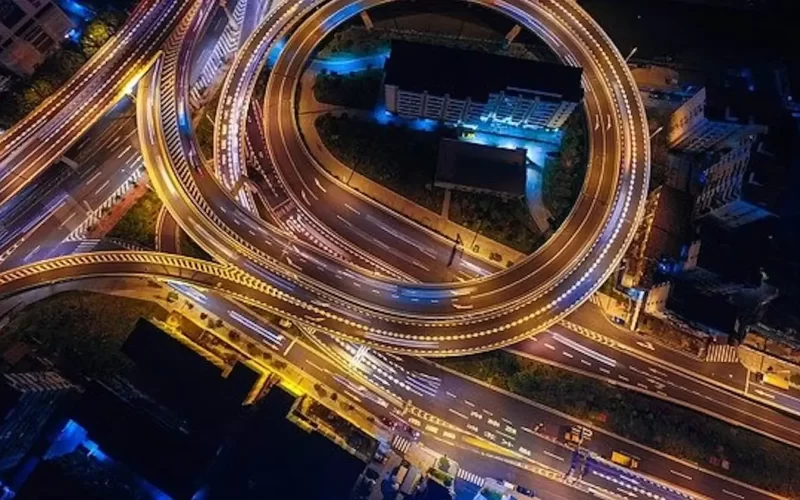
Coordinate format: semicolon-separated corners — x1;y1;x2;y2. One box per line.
199;388;366;500
384;41;584;102
2;371;75;394
121;319;258;432
645;186;693;262
739;142;786;213
703;85;775;127
435;139;527;197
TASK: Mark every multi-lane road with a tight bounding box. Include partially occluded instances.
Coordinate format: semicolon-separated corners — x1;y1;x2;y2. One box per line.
2;277;781;499
137;0;650;355
0;99;142;269
0;0;797;498
0;0;197;208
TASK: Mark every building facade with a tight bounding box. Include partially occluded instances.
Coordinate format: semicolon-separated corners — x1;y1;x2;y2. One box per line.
0;0;74;75
666;87;768;153
384;41;583;131
621;185;692;289
0;371;78;471
693;137;780;227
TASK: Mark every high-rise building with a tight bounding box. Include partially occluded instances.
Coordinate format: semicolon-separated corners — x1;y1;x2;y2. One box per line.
666;86;768;153
0;371;78;471
0;0;74;75
383;41;583;131
621;185;693;289
693;137;782;227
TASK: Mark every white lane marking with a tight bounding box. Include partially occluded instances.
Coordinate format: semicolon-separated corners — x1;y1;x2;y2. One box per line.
562;351;574;359
314;177;327;193
94;180;110;195
754;389;775;400
497;430;515;440
722;489;745;499
599;367;611;375
543;450;564;461
117;144;132;158
581;359;592;366
618;375;630;382
464;400;475;407
85;171;103;186
449;408;468;419
636;341;655;351
545;343;556;350
551;332;617;367
59;212;77;228
446;391;458;398
344;203;360;215
670;470;693;481
23;245;41;262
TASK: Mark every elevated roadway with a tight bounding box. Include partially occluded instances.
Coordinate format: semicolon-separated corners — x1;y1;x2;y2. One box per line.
0;0;202;208
0;269;786;500
140;0;649;354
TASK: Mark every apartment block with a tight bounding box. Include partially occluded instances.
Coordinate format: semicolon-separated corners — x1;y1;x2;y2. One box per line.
0;371;78;471
0;0;74;75
693;137;782;227
666;86;768;153
384;41;583;130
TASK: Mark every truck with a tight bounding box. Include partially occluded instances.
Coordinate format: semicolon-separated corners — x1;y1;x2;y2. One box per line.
610;451;639;469
761;372;790;390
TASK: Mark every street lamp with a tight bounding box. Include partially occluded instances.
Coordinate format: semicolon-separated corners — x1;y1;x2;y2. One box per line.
625;46;638;62
650;125;664;140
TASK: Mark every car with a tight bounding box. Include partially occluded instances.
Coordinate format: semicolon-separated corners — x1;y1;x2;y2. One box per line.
515;485;536;497
379;415;396;429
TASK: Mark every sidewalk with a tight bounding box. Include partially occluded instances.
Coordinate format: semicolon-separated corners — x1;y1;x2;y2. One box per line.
85;180;151;239
525;164;552;234
297;69;525;266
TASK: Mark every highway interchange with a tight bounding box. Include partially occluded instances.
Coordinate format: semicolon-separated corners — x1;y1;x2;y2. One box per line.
0;0;796;498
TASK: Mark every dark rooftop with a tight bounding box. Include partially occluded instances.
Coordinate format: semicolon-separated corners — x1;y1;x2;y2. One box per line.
384;41;584;102
740;142;786;213
199;388;365;500
121;318;258;432
71;379;207;499
704;85;776;127
646;186;693;262
435;139;527;197
668;277;741;335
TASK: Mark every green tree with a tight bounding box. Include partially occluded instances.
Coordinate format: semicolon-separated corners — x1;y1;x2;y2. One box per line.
81;20;114;56
543;110;589;227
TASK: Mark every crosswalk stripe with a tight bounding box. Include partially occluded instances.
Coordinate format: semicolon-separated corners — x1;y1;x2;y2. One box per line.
456;468;485;487
706;344;739;363
391;435;411;454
